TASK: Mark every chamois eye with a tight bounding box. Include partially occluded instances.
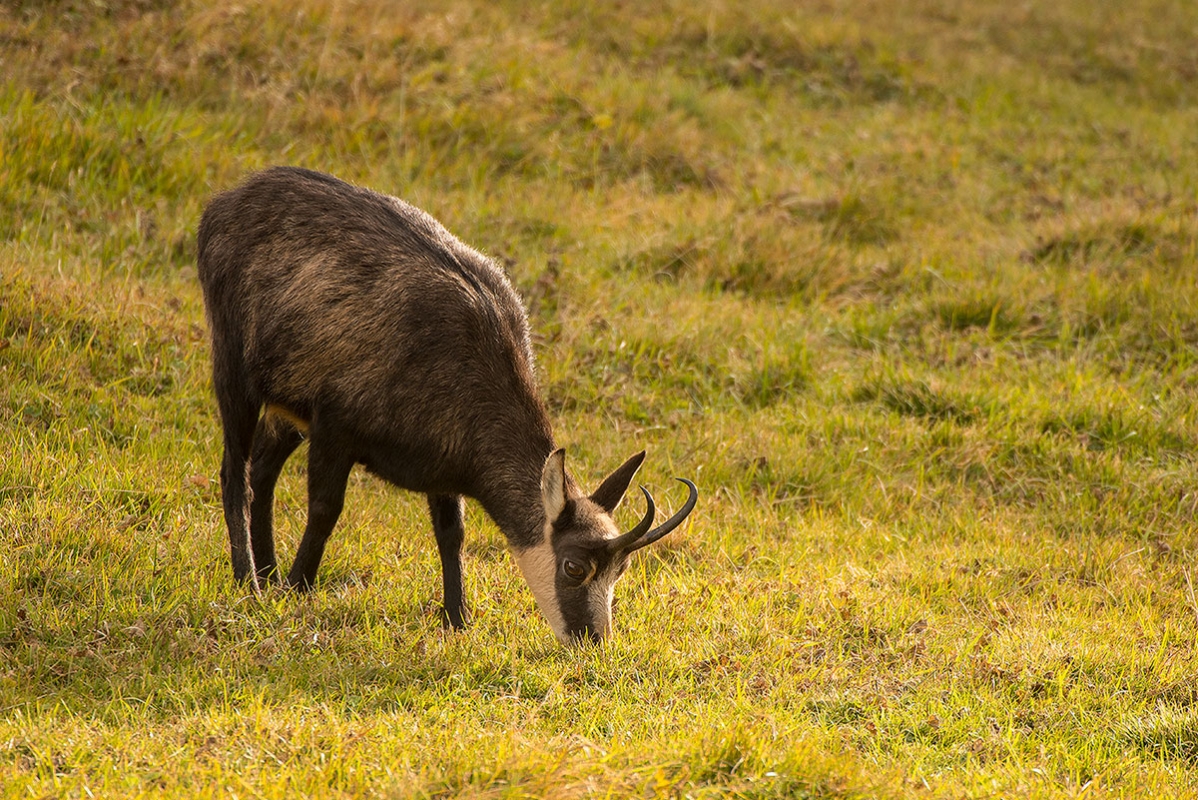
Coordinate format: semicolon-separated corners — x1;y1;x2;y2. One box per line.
563;560;587;581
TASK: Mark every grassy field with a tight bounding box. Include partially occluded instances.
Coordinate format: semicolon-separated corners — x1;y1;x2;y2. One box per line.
3;0;1198;796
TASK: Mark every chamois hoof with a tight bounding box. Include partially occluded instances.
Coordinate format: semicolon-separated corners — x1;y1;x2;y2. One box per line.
285;573;317;593
440;605;471;630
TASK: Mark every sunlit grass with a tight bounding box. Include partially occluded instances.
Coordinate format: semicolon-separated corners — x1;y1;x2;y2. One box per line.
3;0;1198;796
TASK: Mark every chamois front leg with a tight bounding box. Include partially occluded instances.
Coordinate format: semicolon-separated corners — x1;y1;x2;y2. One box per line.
429;494;470;629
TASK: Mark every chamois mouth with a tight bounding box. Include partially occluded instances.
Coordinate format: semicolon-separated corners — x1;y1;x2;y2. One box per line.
568;626;606;646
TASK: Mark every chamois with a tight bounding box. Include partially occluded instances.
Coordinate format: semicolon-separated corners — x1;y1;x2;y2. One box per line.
196;167;697;644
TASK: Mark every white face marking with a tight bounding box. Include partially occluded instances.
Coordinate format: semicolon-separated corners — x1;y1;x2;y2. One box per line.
513;520;568;644
588;572;618;639
587;512;622;637
583;515;622;639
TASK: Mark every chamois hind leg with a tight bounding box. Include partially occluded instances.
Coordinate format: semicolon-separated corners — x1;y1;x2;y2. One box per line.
429;494;469;629
215;392;259;587
286;419;353;591
248;414;305;585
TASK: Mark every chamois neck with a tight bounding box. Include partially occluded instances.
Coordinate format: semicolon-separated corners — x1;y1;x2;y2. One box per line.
474;424;557;551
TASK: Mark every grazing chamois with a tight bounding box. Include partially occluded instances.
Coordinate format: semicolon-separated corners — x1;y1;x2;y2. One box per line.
196;167;697;644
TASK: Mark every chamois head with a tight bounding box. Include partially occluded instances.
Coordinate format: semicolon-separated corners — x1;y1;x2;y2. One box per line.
513;449;698;644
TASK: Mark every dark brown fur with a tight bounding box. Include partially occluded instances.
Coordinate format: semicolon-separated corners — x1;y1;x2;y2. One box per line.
198;168;560;619
197;167;685;642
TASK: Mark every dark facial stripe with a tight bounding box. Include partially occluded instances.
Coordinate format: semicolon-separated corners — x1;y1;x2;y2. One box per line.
555;580;596;639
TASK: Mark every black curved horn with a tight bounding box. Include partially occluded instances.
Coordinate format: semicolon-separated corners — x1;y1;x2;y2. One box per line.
604;486;655;553
627;478;697;552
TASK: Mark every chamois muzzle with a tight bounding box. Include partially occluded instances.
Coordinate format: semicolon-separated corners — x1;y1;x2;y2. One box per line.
606;479;698;554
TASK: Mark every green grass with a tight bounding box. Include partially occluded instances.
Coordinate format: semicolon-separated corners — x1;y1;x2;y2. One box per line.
3;0;1198;796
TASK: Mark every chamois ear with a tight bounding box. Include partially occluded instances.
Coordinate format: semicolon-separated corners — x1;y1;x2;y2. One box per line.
541;448;568;523
590;450;647;514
